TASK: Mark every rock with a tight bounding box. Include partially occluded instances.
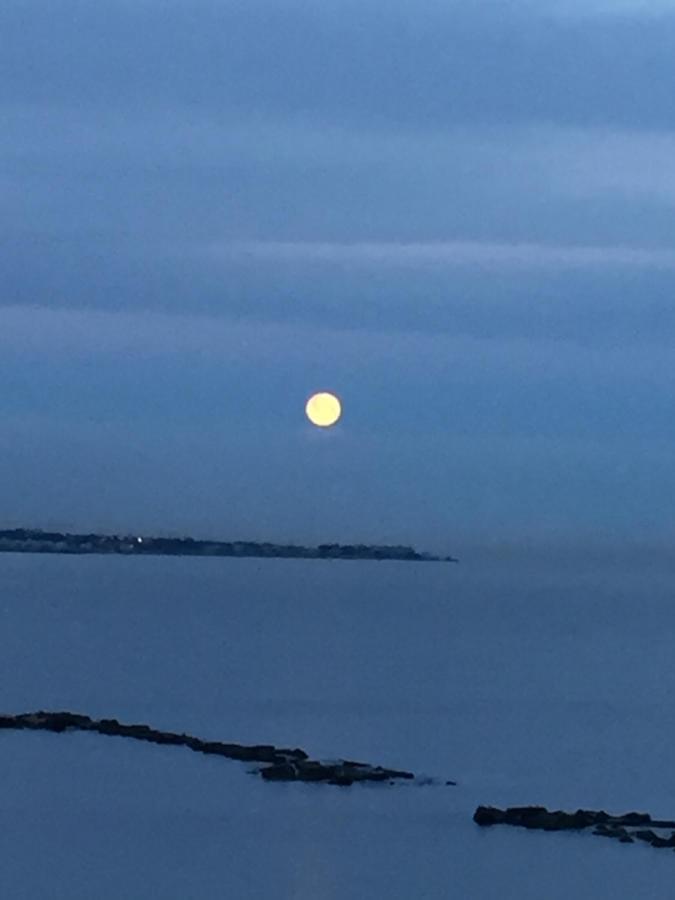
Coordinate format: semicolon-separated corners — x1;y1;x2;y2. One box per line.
295;761;335;782
36;711;92;733
593;824;629;840
522;811;564;831
285;748;310;761
649;833;675;849
95;718;122;735
148;732;185;746
617;812;651;826
260;763;298;781
122;724;154;739
7;711;93;732
285;760;415;785
634;830;659;843
638;817;675;828
573;810;598;829
474;806;507;826
473;806;595;831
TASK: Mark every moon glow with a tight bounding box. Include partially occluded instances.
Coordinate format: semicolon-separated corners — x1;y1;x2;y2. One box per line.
305;392;342;428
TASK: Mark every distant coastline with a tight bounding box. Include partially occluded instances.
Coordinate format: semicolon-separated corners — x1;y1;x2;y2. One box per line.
0;529;457;563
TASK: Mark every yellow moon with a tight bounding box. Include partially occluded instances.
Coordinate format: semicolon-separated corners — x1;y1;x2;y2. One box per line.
305;391;342;428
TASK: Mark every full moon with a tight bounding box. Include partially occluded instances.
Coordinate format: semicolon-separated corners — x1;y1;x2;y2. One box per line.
305;391;342;428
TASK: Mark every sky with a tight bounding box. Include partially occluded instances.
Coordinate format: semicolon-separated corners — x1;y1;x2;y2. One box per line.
2;0;675;553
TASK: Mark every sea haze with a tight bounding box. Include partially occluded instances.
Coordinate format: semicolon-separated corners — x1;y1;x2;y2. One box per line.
2;553;675;898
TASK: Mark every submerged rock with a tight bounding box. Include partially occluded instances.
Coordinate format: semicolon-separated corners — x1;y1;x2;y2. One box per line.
474;805;657;832
474;804;675;853
593;824;630;840
650;833;675;849
259;759;415;785
260;763;298;782
473;806;597;830
634;830;660;843
0;710;420;788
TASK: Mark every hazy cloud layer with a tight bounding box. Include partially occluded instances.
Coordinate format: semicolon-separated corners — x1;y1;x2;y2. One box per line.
3;1;675;129
211;239;675;269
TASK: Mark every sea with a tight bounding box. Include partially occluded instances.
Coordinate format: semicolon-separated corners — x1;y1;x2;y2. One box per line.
2;549;675;898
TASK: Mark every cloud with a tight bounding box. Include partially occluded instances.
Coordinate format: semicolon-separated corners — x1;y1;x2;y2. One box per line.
528;128;675;203
3;305;675;390
208;239;675;270
2;1;675;131
5;102;675;255
546;0;675;18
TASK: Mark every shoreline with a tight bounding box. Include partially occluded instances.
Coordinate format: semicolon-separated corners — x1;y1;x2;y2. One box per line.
0;529;458;564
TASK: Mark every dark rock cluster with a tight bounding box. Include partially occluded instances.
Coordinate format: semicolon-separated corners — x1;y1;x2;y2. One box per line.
261;758;414;786
474;805;675;851
0;711;415;787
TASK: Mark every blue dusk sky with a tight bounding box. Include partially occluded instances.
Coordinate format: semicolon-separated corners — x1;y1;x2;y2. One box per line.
2;0;675;553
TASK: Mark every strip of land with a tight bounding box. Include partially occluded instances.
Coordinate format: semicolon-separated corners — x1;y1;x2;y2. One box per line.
0;529;457;562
